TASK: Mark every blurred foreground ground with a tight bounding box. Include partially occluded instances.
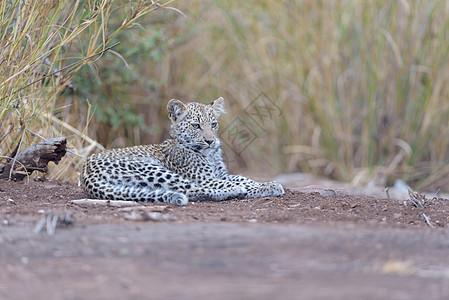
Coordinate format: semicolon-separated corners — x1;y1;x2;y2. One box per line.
1;178;449;299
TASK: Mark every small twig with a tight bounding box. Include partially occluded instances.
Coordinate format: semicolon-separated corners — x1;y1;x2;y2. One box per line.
71;199;139;207
385;187;390;199
422;213;435;229
149;0;186;17
434;188;441;198
51;215;59;235
46;214;54;235
34;211;74;235
33;217;46;234
407;187;424;208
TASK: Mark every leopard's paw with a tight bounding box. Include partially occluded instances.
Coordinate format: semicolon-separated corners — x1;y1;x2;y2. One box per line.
221;186;247;200
263;181;285;197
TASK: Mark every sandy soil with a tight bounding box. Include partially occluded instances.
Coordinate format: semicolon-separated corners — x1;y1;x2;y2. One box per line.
1;179;449;299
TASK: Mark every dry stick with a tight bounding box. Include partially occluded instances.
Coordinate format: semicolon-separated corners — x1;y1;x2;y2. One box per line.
34;212;74;235
71;199;140;207
50;215;58;236
422;213;435;229
151;1;187;17
407;187;424;208
0;42;120;102
46;214;53;235
26;128;87;160
3;137;66;180
8;122;28;179
33;217;46;234
405;188;434;228
434;188;441;198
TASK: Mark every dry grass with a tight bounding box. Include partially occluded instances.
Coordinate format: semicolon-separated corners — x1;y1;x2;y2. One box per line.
129;0;449;190
3;0;449;191
0;0;177;181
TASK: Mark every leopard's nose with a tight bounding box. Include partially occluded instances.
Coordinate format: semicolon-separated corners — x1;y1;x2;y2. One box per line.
205;139;214;145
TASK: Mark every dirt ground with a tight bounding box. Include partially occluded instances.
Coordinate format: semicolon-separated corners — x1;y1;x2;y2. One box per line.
1;179;449;299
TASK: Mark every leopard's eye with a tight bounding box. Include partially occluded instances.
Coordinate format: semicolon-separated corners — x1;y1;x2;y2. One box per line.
211;122;218;128
191;123;201;129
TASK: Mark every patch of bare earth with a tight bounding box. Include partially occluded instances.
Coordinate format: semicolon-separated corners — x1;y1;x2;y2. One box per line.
1;179;449;300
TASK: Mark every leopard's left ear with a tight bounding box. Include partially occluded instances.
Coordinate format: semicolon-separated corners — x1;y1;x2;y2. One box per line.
209;97;226;117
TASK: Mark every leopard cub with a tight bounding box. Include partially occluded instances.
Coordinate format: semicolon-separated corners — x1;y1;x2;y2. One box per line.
80;97;284;205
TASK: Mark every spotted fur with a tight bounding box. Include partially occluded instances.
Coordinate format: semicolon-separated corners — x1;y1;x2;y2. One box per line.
80;97;284;205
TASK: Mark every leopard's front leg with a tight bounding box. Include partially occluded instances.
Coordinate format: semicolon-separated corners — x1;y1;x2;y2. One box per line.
190;178;247;201
224;174;284;198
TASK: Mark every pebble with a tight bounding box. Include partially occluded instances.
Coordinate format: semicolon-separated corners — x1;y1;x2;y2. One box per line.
321;189;337;196
20;257;29;264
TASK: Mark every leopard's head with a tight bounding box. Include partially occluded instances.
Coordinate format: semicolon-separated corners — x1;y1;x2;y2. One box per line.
167;97;225;152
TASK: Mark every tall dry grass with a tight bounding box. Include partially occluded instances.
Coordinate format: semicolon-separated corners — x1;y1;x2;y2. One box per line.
4;0;449;192
140;0;449;190
0;0;178;181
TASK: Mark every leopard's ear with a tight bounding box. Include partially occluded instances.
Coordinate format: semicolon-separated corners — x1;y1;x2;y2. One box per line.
167;99;188;123
209;97;226;117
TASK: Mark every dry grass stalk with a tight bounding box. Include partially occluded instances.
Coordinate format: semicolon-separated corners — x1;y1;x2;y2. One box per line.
3;1;449;192
422;213;435;229
90;0;449;190
0;0;177;181
407;188;424;209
